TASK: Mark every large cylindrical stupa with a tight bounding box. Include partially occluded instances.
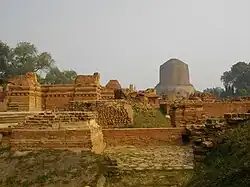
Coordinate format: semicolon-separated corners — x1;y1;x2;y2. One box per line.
155;58;195;98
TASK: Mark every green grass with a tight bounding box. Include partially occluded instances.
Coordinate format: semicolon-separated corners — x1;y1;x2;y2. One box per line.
124;102;170;128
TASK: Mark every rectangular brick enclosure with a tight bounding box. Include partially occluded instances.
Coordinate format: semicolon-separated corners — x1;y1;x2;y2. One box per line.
103;128;184;147
3;127;185;150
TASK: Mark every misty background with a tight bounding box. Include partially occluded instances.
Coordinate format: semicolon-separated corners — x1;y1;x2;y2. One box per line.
1;0;250;90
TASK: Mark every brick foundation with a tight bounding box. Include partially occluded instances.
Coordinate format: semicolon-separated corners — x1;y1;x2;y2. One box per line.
103;128;184;147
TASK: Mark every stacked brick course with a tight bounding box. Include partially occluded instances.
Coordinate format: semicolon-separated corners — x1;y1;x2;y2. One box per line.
6;72;42;111
68;100;133;128
17;111;97;129
3;111;105;152
5;72;111;111
170;100;207;127
100;87;115;100
41;84;74;110
10;129;92;150
103;128;184;147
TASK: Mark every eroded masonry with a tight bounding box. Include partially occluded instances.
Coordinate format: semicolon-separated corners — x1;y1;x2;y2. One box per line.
1;69;250;186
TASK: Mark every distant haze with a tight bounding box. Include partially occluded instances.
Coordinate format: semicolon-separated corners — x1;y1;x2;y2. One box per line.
1;0;250;91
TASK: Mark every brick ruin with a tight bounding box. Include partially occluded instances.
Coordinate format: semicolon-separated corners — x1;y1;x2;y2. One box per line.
2;71;250;185
167;93;250;165
1;72;104;111
68;100;133;128
0;72;159;112
168;92;250;128
188;113;250;164
0;72;194;186
169;99;207;127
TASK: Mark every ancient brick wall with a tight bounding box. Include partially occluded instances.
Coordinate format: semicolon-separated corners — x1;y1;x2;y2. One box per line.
41;75;102;110
170;100;207;127
103;128;184;147
169;99;250;127
7;112;105;152
17;111;97;129
10;129;92;150
203;101;250;117
5;72;104;111
7;86;42;111
6;73;42;111
100;87;115;100
68;100;133;128
75;73;100;86
74;73;101;101
96;101;133;128
41;85;74;110
6;127;185;152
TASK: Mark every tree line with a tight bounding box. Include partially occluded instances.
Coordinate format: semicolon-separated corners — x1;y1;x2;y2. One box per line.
203;61;250;98
0;41;77;85
1;41;250;98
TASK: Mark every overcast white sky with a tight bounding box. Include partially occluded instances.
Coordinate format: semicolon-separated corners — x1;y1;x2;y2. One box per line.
1;0;250;90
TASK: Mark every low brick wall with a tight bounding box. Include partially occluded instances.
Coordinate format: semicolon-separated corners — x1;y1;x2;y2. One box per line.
10;129;92;150
5;128;185;150
103;128;184;147
16;111;97;129
203;102;250;117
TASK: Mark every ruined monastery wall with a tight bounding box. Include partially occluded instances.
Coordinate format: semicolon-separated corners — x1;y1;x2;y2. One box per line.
41;84;75;110
5;72;118;111
203;101;250;117
103;128;184;147
10;129;92;150
170;99;250;127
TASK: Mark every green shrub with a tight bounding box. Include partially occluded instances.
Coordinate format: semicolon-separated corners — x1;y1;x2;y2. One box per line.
186;123;250;187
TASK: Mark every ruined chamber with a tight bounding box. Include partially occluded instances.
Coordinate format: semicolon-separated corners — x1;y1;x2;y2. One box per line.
155;58;195;98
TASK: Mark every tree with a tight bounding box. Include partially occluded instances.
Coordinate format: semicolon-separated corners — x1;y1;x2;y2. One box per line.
203;87;224;99
186;122;250;187
0;41;55;83
62;70;77;83
41;68;77;84
0;41;11;80
221;62;250;97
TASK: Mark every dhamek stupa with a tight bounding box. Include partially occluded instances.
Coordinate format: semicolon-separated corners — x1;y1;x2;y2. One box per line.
155;58;195;98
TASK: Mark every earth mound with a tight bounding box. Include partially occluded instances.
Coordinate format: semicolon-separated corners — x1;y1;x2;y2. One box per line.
0;148;107;187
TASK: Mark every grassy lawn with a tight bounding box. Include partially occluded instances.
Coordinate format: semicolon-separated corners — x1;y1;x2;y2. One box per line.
124;102;170;128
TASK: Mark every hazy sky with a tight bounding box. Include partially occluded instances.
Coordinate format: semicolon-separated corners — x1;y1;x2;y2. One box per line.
1;0;250;90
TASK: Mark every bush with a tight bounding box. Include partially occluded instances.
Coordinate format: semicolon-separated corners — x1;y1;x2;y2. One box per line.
186;123;250;187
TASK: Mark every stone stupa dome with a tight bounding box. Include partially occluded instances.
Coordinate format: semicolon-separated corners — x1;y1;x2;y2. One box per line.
155;58;195;98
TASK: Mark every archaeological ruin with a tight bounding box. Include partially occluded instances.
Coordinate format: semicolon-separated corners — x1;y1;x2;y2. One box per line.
1;60;250;186
155;58;195;99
